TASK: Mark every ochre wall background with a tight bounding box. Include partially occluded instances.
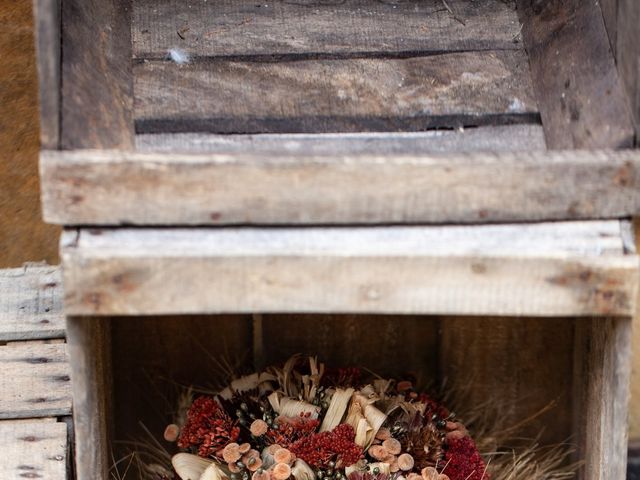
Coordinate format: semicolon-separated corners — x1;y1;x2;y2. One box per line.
0;1;59;267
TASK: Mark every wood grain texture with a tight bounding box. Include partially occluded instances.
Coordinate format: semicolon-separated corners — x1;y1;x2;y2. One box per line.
134;50;538;134
136;125;547;154
0;420;67;480
573;317;632;480
0;265;64;342
111;315;253;453
617;0;640;138
440;317;575;445
61;0;134;149
40;148;640;226
66;316;112;480
261;315;439;382
60;222;640;317
0;341;71;419
132;0;522;59
600;0;618;57
32;0;60;149
517;0;634;148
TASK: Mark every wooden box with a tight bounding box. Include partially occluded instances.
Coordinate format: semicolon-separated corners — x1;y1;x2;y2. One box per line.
32;0;640;479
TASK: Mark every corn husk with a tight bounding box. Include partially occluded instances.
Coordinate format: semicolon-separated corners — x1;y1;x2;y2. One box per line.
344;393;387;448
319;388;355;432
200;463;229;480
291;459;316;480
279;397;321;419
172;453;213;480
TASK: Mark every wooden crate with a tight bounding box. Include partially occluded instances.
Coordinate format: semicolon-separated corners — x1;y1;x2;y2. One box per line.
31;0;640;480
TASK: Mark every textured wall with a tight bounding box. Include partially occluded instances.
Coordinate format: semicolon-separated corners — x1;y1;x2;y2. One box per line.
0;1;59;267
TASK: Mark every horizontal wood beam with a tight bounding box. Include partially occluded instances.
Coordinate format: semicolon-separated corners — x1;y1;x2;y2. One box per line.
41;147;640;225
61;221;639;317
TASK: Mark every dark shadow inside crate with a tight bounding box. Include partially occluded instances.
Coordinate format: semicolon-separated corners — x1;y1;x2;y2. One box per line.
110;314;576;468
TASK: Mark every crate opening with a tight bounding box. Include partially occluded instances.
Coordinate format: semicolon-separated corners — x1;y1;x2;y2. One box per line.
110;314;581;479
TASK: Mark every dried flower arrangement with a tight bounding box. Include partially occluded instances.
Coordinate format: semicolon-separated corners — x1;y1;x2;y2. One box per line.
117;356;577;480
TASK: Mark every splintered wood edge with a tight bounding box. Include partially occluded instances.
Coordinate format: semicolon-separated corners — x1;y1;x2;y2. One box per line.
0;420;68;480
0;265;65;341
60;221;640;317
41;148;640;225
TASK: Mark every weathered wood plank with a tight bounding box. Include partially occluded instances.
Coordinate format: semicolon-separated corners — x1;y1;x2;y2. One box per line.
0;265;64;342
32;0;60;149
0;420;68;480
517;0;634;148
136;125;547;154
66;316;112;480
617;0;640;138
573;317;632;480
440;317;575;446
61;0;134;149
0;342;71;419
134;50;538;134
41;148;640;225
600;0;618;58
60;222;639;317
132;0;522;59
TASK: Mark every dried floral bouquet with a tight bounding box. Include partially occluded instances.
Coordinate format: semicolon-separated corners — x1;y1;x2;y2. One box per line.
142;356;492;480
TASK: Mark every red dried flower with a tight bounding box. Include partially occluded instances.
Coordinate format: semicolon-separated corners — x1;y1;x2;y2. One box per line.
178;396;240;458
290;424;363;469
442;437;488;480
266;413;320;448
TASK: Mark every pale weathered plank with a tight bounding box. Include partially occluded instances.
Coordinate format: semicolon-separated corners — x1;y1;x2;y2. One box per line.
32;0;60;149
134;50;538;133
60;222;639;317
517;0;634;148
0;341;71;419
0;265;64;342
40;148;640;225
132;0;522;59
66;316;112;480
573;317;632;480
61;0;134;149
0;420;68;480
136;125;547;154
617;0;640;137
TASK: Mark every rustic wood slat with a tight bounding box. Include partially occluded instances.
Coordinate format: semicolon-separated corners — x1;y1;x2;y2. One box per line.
136;125;547;154
60;221;639;317
573;317;632;480
66;316;112;480
0;420;68;480
61;0;134;149
517;0;634;149
617;0;640;138
40;148;640;225
0;341;71;419
0;265;64;342
134;50;538;134
32;0;60;149
132;0;523;59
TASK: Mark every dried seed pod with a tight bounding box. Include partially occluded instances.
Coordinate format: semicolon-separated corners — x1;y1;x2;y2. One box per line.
223;443;242;463
274;448;295;465
291;459;316;480
421;467;439;480
389;460;400;473
272;463;292;480
408;474;423;480
164;424;180;442
239;443;252;454
368;445;389;461
251;419;269;437
253;470;270;480
201;464;229;480
375;428;391;441
397;454;414;472
437;476;449;480
382;438;402;455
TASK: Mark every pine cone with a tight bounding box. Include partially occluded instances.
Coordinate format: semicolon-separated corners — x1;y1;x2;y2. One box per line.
402;422;444;469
